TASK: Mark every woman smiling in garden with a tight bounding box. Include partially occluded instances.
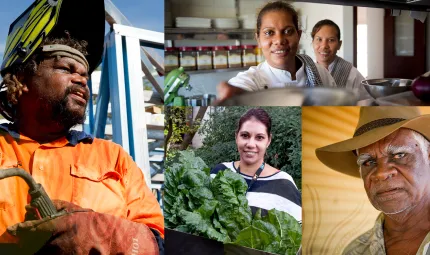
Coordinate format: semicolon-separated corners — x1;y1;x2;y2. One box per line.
210;108;302;223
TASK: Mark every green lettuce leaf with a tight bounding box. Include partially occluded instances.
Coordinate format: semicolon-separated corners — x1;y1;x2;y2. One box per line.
211;170;252;240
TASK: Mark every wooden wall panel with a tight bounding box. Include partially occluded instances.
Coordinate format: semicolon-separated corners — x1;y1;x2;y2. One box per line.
301;107;430;255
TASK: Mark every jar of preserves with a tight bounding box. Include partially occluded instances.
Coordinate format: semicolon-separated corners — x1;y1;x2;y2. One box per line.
165;47;179;73
242;45;257;67
179;47;197;71
212;46;228;69
228;45;242;68
255;46;265;65
196;46;213;70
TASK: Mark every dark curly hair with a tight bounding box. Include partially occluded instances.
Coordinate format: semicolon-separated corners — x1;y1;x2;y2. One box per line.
256;1;299;36
0;32;88;121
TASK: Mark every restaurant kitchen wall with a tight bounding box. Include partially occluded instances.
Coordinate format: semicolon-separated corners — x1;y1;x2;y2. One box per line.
165;0;270;99
364;7;384;79
358;8;430;79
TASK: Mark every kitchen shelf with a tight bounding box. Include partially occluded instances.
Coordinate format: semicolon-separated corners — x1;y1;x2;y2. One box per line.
165;27;255;35
184;67;249;75
294;0;430;11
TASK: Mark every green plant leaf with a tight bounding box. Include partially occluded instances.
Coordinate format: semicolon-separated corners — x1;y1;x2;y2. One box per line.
262;209;302;254
232;224;273;250
179;209;230;243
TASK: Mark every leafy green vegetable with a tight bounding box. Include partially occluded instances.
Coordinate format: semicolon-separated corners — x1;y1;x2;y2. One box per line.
211;170;252;240
164;150;226;241
164;151;302;255
233;209;302;254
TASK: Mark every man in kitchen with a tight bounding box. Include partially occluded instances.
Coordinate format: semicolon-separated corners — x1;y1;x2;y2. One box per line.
316;106;430;255
0;0;164;254
217;1;337;101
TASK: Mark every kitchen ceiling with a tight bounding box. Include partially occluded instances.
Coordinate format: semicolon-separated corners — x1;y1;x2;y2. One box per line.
294;0;430;11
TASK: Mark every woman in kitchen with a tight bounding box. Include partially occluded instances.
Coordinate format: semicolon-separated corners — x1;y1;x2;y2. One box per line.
217;1;336;101
311;19;370;99
210;108;302;223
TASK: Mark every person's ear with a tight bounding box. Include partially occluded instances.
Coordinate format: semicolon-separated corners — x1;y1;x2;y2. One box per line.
297;30;302;40
338;40;343;50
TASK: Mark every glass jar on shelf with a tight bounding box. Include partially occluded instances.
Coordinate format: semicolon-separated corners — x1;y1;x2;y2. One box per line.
228;45;242;68
165;47;179;73
179;47;197;71
212;46;228;69
196;46;213;70
242;45;257;67
255;46;265;65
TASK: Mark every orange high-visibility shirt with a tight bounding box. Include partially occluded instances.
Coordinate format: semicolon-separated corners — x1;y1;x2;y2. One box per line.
0;124;164;242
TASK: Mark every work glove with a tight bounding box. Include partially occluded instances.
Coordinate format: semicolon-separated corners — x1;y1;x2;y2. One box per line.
7;200;159;255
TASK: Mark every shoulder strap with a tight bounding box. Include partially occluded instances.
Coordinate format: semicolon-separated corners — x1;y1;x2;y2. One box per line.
296;54;324;87
330;56;353;88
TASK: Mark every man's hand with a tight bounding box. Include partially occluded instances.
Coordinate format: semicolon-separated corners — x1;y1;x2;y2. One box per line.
7;200;159;255
216;82;246;102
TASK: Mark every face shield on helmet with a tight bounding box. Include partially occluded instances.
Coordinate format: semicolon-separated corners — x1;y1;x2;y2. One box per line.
0;0;105;121
1;0;105;76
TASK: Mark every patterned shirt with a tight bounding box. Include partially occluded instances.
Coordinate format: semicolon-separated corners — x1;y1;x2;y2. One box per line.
343;213;430;255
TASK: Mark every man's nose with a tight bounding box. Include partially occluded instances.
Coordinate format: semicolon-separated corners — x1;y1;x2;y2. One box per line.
72;73;88;87
371;158;398;181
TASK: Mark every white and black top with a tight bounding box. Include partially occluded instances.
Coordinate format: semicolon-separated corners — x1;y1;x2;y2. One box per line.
210;162;302;223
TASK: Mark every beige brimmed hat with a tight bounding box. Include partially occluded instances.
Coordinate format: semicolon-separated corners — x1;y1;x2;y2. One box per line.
316;107;430;178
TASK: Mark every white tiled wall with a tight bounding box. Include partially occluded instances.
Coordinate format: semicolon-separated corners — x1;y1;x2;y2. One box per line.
238;0;266;16
170;0;236;18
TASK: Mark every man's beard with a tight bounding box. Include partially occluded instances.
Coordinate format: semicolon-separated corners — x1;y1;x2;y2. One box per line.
47;87;88;131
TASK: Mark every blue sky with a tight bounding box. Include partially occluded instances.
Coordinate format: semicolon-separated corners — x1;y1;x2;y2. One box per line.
0;0;164;60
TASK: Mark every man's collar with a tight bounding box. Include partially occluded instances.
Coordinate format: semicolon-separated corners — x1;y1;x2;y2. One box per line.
65;130;94;146
0;123;93;146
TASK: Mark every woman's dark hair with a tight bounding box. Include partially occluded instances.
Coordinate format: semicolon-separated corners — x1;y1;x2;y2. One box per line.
236;108;272;135
256;1;299;36
311;19;341;41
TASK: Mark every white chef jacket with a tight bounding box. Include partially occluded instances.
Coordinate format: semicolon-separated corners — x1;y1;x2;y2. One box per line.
228;60;336;91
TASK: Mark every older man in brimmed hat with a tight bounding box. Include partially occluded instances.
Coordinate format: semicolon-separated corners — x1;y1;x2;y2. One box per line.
316;107;430;255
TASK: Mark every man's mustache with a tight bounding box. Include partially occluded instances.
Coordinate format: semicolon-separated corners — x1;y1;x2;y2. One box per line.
65;85;90;102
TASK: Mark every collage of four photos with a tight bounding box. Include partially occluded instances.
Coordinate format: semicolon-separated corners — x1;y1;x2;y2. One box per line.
0;0;430;254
